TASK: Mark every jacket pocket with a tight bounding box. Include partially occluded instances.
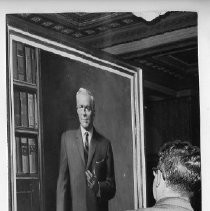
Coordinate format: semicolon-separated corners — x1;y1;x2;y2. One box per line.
96;158;105;164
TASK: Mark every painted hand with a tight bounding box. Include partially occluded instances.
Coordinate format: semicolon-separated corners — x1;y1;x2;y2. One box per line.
85;170;99;193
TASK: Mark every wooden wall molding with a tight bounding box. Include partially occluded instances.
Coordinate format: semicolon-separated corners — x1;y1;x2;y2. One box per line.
102;26;197;55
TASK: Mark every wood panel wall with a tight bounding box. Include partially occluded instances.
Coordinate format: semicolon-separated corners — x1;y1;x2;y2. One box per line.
144;95;200;207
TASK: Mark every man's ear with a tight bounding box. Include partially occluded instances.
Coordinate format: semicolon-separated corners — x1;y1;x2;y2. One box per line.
156;170;163;187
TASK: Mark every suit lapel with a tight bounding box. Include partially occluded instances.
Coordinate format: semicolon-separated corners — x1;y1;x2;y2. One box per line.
87;129;97;169
75;128;85;165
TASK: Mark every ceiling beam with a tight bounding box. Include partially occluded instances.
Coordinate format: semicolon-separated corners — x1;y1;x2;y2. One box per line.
122;38;197;59
144;80;177;96
103;26;197;55
144;80;197;99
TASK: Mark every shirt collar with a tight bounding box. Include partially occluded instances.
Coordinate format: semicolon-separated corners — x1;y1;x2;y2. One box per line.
80;126;93;141
155;197;193;211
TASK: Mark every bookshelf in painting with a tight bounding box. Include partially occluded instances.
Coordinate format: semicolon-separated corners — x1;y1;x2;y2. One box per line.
11;40;42;211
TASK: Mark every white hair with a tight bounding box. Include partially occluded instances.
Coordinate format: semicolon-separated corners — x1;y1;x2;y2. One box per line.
76;88;95;110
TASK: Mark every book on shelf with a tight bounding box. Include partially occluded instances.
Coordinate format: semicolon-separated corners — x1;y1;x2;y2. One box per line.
21;137;29;174
34;94;38;128
13;41;18;80
20;91;28;127
28;138;38;174
25;46;32;83
17;42;26;81
14;90;21;126
31;48;37;84
28;93;35;128
13;42;37;84
16;136;22;174
15;91;38;129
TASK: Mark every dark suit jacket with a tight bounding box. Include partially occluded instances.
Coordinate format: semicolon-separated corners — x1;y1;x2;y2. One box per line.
126;197;193;211
56;128;116;211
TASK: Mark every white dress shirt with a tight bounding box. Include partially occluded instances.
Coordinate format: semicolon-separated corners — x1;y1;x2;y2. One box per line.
80;126;93;148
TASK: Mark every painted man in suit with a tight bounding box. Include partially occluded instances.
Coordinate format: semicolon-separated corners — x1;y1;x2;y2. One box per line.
56;88;116;211
127;141;201;211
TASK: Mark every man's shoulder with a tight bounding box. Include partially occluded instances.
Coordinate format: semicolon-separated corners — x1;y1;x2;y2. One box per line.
125;208;158;211
125;205;185;211
94;129;110;145
62;129;79;139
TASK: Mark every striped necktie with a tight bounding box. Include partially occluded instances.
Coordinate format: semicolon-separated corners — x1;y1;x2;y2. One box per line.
84;132;89;164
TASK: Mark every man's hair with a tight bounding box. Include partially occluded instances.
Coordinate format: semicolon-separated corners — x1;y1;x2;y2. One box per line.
157;141;200;197
76;88;95;111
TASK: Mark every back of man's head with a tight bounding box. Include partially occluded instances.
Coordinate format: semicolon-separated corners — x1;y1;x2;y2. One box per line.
157;141;201;198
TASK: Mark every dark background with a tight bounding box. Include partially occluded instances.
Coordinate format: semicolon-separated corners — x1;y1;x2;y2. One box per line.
41;50;134;211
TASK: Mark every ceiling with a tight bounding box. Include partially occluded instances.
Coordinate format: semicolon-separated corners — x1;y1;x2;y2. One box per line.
12;11;198;101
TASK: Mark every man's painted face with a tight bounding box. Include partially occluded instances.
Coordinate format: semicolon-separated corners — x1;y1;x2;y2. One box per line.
77;94;94;131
